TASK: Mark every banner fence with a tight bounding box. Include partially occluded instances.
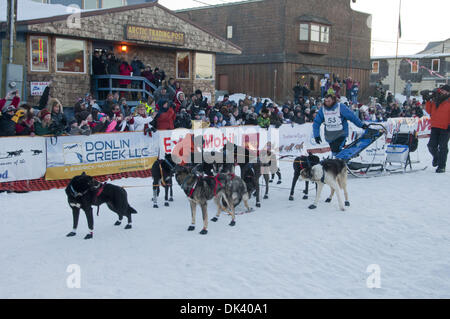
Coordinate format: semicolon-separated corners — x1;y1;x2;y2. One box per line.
0;117;431;191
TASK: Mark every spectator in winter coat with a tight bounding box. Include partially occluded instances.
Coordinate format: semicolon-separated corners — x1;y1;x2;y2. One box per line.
293;82;302;104
154;86;175;104
258;108;271;129
351;82;359;104
14;109;35;136
141;65;155;92
344;77;353;101
292;110;306;124
119;61;133;97
0;91;22;136
269;109;282;128
302;84;311;99
386;92;394;105
424;85;450;173
229;108;242;126
390;103;401;118
0;105;18;136
194;89;209;109
98;93;114;117
127;104;153;132
34;109;56;136
152;68;166;88
320;77;328;98
282;106;293;121
175;91;188;113
47;99;67;135
92;51;106;75
210;113;224;128
405;80;412;100
254;97;263;114
110;104;129;132
131;57;145;100
152;99;176;131
333;81;341;98
174;108;192;129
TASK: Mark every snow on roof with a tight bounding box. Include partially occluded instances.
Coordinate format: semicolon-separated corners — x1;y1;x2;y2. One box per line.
371;52;450;60
175;0;264;12
0;0;85;22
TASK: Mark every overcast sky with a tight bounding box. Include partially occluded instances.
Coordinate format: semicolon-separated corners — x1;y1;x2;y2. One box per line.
159;0;450;57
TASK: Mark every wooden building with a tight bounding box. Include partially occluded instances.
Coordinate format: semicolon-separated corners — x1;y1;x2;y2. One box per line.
177;0;372;102
0;1;241;106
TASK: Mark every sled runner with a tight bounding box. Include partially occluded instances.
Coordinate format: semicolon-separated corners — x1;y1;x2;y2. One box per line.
336;122;425;177
384;122;423;174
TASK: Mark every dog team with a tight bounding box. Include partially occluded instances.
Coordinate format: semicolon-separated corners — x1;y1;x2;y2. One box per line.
65;136;349;239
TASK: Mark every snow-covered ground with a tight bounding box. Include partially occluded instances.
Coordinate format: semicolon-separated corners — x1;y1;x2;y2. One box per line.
1;139;449;298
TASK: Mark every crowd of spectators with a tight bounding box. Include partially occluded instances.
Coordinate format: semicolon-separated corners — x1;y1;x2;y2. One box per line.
0;67;430;137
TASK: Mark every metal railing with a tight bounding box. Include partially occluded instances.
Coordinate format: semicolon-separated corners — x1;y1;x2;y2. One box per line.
93;75;158;106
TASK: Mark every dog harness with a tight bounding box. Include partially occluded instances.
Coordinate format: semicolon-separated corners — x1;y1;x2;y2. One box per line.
159;162;166;187
208;174;223;196
94;183;106;216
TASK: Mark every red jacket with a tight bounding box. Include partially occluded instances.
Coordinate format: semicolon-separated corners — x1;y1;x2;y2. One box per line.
156;107;176;130
119;64;133;85
426;99;450;130
0;96;20;112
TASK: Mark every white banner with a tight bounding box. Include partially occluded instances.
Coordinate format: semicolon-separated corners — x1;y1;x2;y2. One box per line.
30;82;50;96
45;132;159;180
157;126;270;158
0;136;46;182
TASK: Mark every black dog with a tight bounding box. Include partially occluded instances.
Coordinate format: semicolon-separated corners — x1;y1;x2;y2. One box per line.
289;153;320;201
65;172;137;239
151;154;175;208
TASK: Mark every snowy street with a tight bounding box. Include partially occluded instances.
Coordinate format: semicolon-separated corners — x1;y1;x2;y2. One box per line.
1;139;449;298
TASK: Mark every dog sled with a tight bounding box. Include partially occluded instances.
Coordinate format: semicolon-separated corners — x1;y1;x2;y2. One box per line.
335;122;425;178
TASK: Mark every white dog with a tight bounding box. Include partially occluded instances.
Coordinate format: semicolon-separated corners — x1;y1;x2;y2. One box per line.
300;159;350;211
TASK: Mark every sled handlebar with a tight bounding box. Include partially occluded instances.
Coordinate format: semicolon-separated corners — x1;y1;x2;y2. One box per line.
367;123;387;133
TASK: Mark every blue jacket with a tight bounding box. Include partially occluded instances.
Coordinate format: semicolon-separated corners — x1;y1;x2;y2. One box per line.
313;103;364;142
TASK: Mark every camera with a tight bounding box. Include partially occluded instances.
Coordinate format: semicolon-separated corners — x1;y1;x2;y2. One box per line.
420;89;437;102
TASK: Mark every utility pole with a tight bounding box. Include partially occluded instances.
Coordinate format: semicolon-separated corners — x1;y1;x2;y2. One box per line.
393;0;402;97
7;0;17;64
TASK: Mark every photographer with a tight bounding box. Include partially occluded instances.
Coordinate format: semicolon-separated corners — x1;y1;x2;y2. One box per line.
422;85;450;173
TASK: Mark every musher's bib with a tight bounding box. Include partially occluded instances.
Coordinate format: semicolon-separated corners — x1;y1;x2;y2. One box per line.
323;105;345;141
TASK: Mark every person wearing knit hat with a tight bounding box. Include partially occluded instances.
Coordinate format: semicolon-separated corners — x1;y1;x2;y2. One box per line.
39;109;51;120
34;109;54;136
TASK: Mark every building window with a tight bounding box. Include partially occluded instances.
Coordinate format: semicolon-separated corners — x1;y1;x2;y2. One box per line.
84;0;99;9
56;38;86;73
299;24;309;41
101;0;124;9
431;59;440;72
320;26;329;43
411;60;419;73
310;24;320;42
30;36;49;72
372;61;379;74
195;53;214;80
227;26;233;39
177;52;190;79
